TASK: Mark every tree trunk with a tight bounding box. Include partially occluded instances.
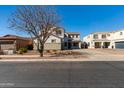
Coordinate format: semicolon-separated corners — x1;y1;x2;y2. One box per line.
39;44;44;57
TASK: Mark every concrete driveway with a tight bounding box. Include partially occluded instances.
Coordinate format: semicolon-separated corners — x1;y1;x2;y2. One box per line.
76;49;124;61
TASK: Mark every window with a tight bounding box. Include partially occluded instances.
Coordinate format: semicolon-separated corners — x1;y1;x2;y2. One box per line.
120;32;123;35
76;35;79;38
93;34;98;39
102;34;106;39
51;39;56;43
68;35;71;38
0;41;14;44
56;30;62;35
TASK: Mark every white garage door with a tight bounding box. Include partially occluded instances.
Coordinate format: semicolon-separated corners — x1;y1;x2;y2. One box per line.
115;42;124;49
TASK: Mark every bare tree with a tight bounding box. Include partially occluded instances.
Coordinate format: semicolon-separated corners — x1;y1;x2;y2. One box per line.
9;5;60;57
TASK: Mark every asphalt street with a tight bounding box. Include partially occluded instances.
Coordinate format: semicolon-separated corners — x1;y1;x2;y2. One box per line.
0;61;124;87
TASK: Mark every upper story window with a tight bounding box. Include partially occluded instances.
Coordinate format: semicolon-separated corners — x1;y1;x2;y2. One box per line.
51;39;56;43
56;30;62;35
120;32;123;35
72;35;74;38
93;34;98;39
76;35;79;38
68;35;74;38
102;34;106;39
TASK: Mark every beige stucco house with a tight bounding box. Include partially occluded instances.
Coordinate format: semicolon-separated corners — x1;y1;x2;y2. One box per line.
33;27;81;50
83;29;124;49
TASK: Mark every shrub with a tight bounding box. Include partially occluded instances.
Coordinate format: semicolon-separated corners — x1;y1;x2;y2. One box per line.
19;47;28;53
17;47;28;54
17;50;23;54
53;50;82;56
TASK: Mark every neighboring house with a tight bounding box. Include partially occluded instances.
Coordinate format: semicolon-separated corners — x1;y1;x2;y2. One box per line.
33;27;81;50
0;34;33;54
83;29;124;49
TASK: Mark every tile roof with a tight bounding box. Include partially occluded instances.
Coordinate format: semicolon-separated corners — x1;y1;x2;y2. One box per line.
0;34;32;41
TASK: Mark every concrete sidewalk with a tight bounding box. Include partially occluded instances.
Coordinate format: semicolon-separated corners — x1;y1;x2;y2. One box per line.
0;49;124;62
0;55;124;62
0;54;87;62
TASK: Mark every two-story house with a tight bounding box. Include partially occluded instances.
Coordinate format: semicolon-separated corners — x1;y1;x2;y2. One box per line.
66;32;81;49
33;27;81;50
83;29;124;49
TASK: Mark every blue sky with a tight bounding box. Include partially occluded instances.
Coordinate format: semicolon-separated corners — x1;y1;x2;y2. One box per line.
1;5;124;39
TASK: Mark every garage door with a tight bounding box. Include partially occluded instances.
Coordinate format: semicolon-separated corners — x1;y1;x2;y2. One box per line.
115;42;124;49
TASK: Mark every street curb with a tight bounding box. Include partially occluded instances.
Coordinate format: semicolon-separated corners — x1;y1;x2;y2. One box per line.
0;59;85;62
0;59;124;62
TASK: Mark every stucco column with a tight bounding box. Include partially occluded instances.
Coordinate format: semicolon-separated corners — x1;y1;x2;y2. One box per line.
101;42;104;48
113;41;116;49
79;42;81;49
91;42;94;48
111;41;115;49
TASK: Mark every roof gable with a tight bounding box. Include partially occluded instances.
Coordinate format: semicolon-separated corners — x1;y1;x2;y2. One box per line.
0;34;31;41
